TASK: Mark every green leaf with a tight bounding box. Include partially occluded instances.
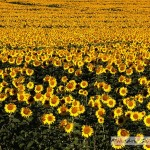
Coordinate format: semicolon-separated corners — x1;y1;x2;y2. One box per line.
13;118;20;123
19;143;25;148
27;141;34;149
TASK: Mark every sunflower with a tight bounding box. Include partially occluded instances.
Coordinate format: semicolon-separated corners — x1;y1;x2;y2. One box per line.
147;102;150;110
61;76;68;83
125;78;132;85
88;99;94;107
116;116;125;126
9;71;17;78
119;87;128;97
138;76;147;85
69;106;79;117
20;107;32;118
144;115;150;127
126;68;133;76
107;98;116;108
48;77;57;88
98;117;104;124
57;105;68;115
77;60;84;68
4;103;17;114
59;119;68;128
34;85;43;93
64;95;73;104
101;94;110;104
126;100;136;110
117;128;130;140
102;83;111;93
135;133;144;144
72;100;80;106
118;63;126;73
66;80;77;92
114;107;123;118
80;80;88;88
17;93;27;102
75;69;82;76
26;96;34;104
50;95;60;107
94;99;102;109
46;87;54;94
68;67;74;74
45;113;56;125
0;93;8;102
64;122;74;133
82;125;94;138
130;111;142;121
111;136;126;149
33;60;41;67
34;93;43;101
135;65;144;73
17;84;25;92
78;104;85;114
26;68;34;76
41;114;47;125
27;81;34;90
143;138;150;150
43;75;50;82
95;108;106;118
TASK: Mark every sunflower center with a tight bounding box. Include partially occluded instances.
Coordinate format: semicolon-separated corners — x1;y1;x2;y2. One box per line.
146;118;150;124
83;127;90;134
7;104;14;110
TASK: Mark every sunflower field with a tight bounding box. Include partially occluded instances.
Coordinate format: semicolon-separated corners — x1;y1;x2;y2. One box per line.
0;0;150;150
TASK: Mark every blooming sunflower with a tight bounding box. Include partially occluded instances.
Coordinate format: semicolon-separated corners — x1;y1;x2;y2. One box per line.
95;108;106;118
26;68;34;76
57;105;68;115
4;103;17;114
111;136;126;149
126;100;136;110
117;128;130;140
20;107;32;118
144;115;150;127
102;83;111;93
135;133;144;144
61;76;68;83
78;104;85;114
34;85;43;93
80;80;88;88
64;122;74;133
114;107;123;118
50;95;60;107
68;67;74;74
82;125;94;138
98;116;104;124
66;80;77;92
143;138;150;150
48;77;57;88
69;106;79;117
130;111;142;121
27;81;34;90
119;87;128;97
107;98;116;108
45;113;56;125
